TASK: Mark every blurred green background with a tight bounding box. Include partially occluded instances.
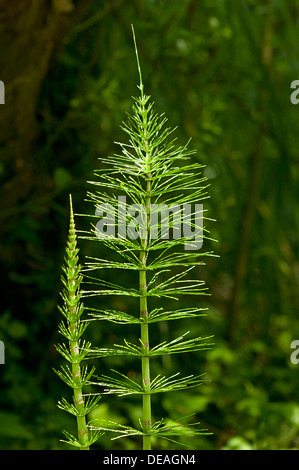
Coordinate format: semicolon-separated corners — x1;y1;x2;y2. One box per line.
0;0;299;450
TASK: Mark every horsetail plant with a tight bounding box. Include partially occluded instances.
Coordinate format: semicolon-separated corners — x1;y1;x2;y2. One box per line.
54;195;102;449
72;26;216;450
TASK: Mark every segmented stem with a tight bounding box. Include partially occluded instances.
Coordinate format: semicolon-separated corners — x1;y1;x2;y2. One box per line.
137;45;153;446
140;174;152;449
59;195;89;450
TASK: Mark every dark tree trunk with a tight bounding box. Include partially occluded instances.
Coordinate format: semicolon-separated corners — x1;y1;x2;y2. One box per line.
0;0;92;219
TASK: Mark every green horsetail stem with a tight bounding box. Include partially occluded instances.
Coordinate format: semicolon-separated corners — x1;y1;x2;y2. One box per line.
54;195;101;449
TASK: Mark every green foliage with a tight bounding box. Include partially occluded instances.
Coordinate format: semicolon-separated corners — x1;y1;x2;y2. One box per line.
68;26;214;449
1;0;299;451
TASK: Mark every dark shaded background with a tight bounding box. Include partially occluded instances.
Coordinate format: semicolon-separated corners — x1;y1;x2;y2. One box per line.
0;0;299;450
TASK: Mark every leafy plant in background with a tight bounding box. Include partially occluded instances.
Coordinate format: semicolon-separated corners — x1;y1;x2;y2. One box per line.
55;26;215;450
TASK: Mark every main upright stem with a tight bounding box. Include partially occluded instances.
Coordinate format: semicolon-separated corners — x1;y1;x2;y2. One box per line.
133;24;153;449
139;260;151;449
139;173;152;450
